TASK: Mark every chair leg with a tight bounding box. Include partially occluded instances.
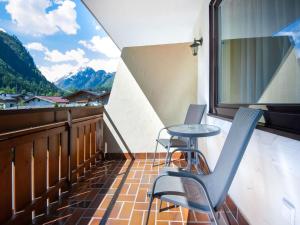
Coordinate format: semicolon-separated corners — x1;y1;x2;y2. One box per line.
152;141;159;167
165;146;171;166
159;199;163;212
210;210;220;225
144;196;154;225
167;154;172;166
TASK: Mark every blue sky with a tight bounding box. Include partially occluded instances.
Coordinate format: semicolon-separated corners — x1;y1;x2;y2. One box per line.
273;18;300;59
0;0;120;82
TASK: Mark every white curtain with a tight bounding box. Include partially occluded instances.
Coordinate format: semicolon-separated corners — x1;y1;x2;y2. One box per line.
218;0;300;104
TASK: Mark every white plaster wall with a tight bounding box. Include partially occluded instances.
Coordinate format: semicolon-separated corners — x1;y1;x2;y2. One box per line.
105;59;168;153
194;0;210;108
200;117;300;225
196;1;300;225
121;43;197;126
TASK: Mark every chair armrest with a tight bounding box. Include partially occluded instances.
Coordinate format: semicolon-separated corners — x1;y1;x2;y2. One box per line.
156;125;179;141
172;148;202;153
156;127;168;140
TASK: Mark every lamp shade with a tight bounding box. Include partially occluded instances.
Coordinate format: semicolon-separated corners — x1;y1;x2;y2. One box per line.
190;38;203;56
190;42;199;56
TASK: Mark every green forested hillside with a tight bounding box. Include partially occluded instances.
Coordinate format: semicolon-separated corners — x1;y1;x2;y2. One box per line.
0;31;60;95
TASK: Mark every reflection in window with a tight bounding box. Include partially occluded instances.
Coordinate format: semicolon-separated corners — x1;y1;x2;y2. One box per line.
218;0;300;104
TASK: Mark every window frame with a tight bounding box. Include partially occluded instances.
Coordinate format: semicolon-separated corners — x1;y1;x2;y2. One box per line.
209;0;300;140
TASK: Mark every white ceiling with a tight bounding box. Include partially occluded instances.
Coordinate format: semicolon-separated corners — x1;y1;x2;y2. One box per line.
82;0;203;49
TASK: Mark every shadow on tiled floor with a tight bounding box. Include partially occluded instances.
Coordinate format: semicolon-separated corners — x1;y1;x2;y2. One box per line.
34;159;231;225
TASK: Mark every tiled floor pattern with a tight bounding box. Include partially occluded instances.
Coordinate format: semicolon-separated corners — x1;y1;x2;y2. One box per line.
35;159;230;225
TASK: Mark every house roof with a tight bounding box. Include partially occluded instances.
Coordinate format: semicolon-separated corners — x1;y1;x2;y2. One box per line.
26;96;69;104
0;94;18;102
65;90;110;100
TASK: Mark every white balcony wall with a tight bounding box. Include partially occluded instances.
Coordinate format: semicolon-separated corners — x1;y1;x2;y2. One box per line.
196;1;300;225
104;59;166;153
104;43;197;153
121;43;197;126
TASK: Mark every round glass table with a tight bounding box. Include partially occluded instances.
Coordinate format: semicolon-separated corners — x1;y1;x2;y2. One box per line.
167;124;220;172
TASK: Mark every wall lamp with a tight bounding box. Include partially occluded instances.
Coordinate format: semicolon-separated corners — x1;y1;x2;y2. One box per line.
190;38;203;56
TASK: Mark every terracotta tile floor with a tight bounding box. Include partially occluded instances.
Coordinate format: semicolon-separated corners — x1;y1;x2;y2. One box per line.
35;159;230;225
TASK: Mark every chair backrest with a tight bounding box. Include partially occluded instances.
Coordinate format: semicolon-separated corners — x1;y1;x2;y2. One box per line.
184;104;206;125
205;107;262;209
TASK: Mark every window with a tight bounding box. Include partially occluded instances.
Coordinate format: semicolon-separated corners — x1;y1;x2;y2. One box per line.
209;0;300;137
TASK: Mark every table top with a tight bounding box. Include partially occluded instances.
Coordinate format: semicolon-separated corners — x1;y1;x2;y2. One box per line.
167;124;220;138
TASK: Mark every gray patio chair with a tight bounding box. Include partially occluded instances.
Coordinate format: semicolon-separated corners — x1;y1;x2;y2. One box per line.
145;107;262;225
152;104;206;167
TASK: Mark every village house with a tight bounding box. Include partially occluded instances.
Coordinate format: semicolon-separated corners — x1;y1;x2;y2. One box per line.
24;96;69;108
0;93;29;109
65;90;110;106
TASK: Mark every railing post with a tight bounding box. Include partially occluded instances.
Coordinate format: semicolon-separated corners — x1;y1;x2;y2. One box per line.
96;113;104;161
100;114;104;160
67;110;72;186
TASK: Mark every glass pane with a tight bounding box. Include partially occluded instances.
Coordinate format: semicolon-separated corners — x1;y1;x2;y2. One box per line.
218;0;300;104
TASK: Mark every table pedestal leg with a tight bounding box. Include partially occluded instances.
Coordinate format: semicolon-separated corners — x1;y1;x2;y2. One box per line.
186;138;192;171
187;138;204;174
195;139;204;174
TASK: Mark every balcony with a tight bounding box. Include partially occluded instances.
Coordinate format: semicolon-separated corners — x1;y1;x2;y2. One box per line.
1;0;300;225
0;107;245;225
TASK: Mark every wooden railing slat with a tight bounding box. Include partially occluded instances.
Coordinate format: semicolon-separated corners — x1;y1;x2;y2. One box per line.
70;126;78;184
0;144;12;224
85;124;91;171
60;131;69;193
78;126;84;177
91;122;96;160
48;134;60;203
14;142;32;224
34;138;47;215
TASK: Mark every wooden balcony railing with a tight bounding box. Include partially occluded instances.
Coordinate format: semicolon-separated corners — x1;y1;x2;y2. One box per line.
0;107;104;224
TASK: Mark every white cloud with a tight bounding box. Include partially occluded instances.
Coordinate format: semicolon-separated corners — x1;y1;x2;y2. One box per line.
79;36;120;58
0;27;6;32
86;58;120;73
44;48;89;64
39;63;77;82
48;0;79;35
95;25;101;31
5;0;79;36
26;42;89;64
53;0;64;4
25;42;48;51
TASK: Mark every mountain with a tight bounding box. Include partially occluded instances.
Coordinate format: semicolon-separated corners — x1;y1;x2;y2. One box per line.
0;31;60;95
55;67;115;92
